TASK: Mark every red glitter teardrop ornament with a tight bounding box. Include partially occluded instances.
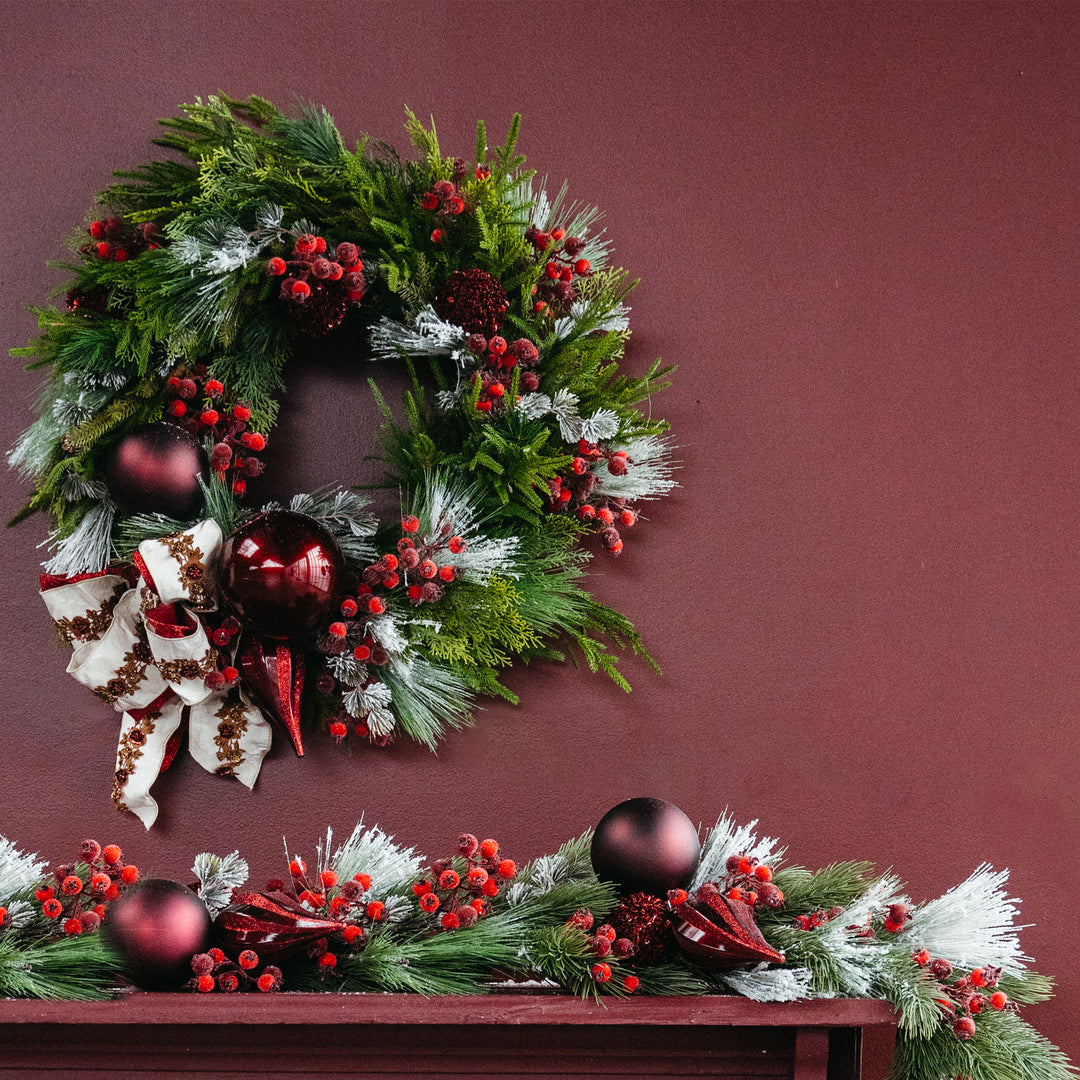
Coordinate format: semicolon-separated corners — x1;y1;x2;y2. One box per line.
218;510;345;640
214;891;346;961
236;634;306;756
670;883;785;968
432;268;509;337
103;879;212;989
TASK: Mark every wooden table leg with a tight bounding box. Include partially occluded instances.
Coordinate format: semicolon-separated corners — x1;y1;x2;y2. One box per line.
793;1026;831;1080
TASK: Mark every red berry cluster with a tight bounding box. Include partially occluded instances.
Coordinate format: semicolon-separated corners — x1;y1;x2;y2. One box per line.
265;233;364;336
163;365;266;498
912;952;1009;1040
34;840;139;936
792;905;846;931
276;856;383;975
718;854;785;910
419;179;469;244
411;834;516;931
524;224;590;318
549;441;639;555
462;333;541;412
83;217;163;263
845;901;912;939
189;946;283;994
565;908;640;991
202;616;242;694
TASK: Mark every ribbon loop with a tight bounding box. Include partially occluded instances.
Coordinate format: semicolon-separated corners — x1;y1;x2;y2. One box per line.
43;519;274;828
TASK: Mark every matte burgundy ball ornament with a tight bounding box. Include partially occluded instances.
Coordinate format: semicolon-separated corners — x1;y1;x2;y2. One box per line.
102;422;209;519
218;510;345;640
103;879;212;989
590;797;701;896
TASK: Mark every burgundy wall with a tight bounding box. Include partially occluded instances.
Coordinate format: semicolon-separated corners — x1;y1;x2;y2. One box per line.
3;0;1078;1061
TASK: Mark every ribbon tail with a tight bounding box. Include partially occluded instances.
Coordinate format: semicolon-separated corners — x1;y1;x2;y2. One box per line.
187;689;272;790
113;692;185;830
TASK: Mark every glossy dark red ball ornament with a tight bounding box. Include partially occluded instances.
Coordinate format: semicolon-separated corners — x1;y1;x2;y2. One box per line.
590;797;701;896
103;879;212;989
218;510;345;640
103;422;209;519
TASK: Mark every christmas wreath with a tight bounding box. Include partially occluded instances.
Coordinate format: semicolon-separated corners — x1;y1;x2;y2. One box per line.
9;96;675;826
0;799;1073;1080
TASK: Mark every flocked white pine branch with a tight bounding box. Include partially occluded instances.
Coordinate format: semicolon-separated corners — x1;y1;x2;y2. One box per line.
693;811;786;889
192;851;250;916
903;864;1032;974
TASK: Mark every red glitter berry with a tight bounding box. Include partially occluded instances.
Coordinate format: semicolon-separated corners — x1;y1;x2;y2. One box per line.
63;918;82;936
329;721;348;739
366;901;385;921
328;622;347;638
318;952;337;968
624;974;640;993
266;257;287;276
120;865;139;885
480;839;499;859
196;974;215;992
497;859;516;879
990;991;1008;1010
61;875;83;896
439;870;460;890
289;857;306;877
42;898;63;918
238;950;259;970
591;963;612;983
257;973;276;992
401;515;420;533
419;892;441;913
441;912;460;930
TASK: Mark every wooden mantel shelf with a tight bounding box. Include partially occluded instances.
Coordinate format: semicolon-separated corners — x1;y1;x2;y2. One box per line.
0;993;897;1079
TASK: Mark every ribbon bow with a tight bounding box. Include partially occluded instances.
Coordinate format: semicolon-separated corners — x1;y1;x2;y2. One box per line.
40;520;271;829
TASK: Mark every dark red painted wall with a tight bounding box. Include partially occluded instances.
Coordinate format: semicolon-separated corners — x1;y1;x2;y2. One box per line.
2;0;1078;1063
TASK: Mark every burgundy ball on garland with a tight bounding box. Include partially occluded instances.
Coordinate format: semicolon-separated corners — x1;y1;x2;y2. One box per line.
218;510;345;640
103;879;212;990
590;797;701;896
102;422;209;519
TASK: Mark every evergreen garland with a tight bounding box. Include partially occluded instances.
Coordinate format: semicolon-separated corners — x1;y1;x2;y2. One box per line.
0;815;1073;1080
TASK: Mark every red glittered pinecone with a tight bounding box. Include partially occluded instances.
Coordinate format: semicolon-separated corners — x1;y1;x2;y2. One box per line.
609;891;672;965
432;269;509;337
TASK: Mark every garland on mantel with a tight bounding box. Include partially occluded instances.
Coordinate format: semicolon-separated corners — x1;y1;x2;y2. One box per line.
0;811;1074;1080
9;96;675;826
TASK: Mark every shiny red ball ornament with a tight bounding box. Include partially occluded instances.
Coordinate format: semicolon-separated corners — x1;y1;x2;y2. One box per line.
218;510;345;639
590;797;701;896
103;879;212;989
102;422;209;519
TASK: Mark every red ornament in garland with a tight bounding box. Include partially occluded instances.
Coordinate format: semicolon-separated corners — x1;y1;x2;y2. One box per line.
590;798;701;896
103;879;212;989
432;268;509;337
102;422;209;519
218;510;346;640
